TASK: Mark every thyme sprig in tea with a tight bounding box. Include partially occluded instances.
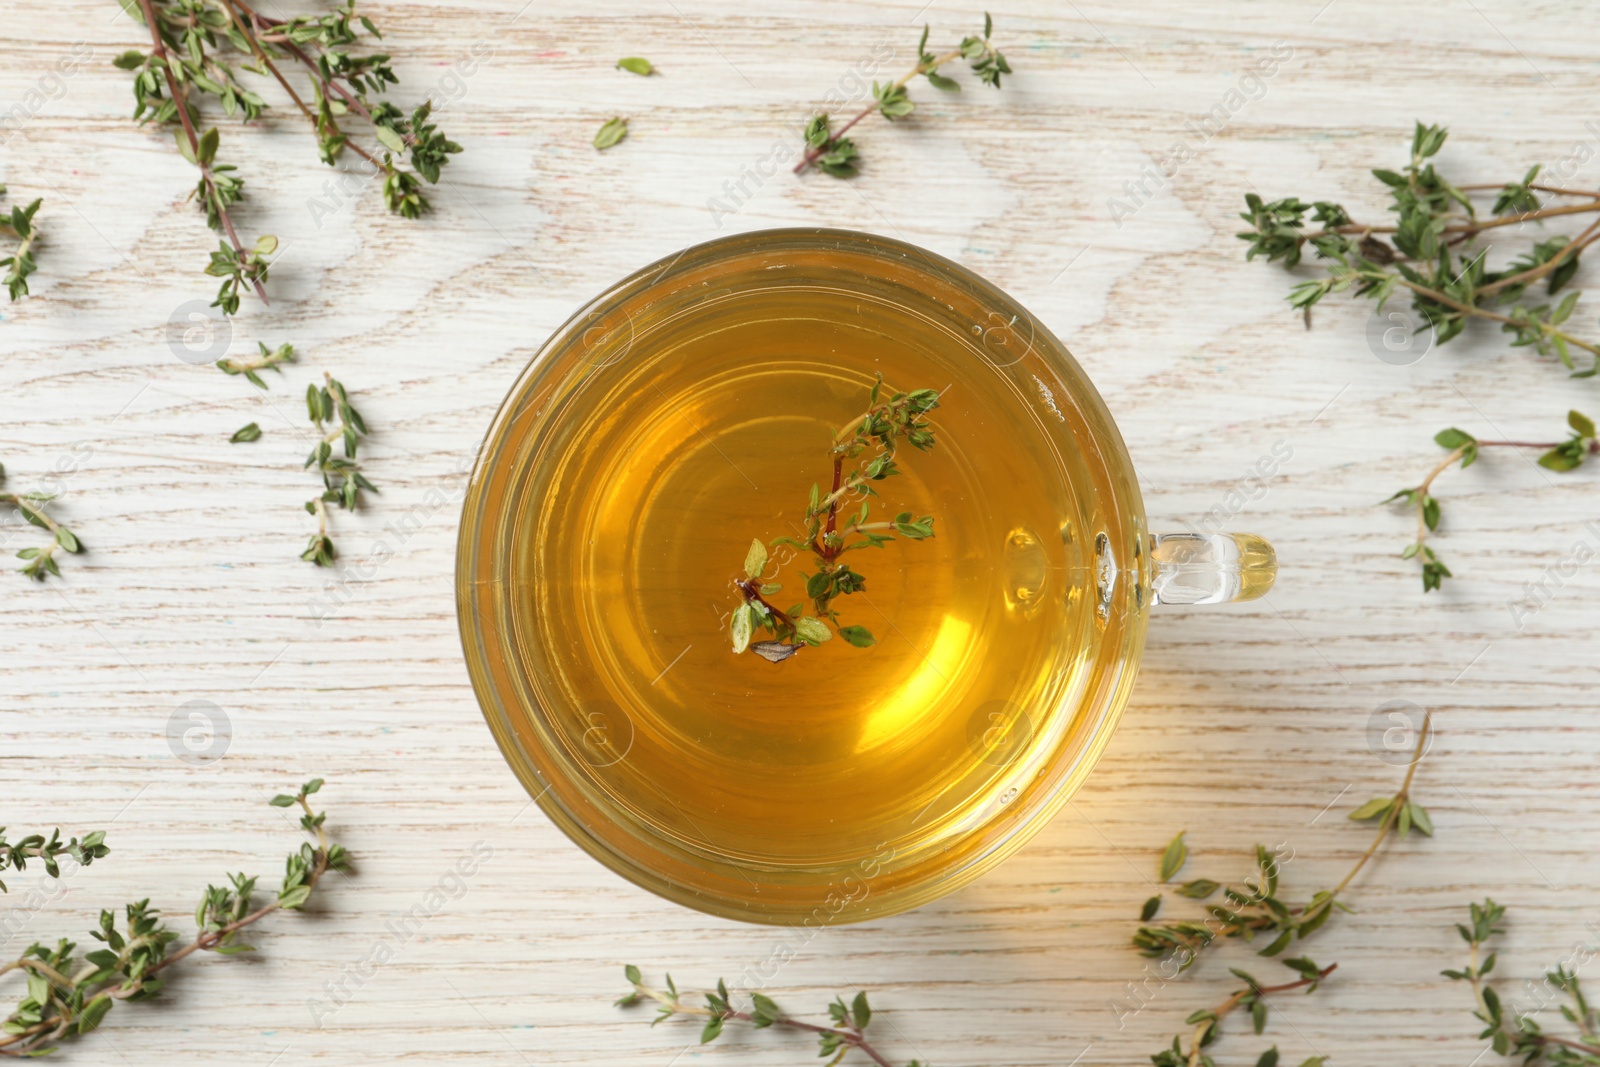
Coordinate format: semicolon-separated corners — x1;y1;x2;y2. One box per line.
796;14;1011;178
617;969;921;1067
1386;411;1598;591
0;779;346;1058
730;376;939;662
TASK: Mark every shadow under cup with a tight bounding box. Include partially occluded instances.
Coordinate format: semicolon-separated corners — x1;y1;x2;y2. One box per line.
457;229;1151;925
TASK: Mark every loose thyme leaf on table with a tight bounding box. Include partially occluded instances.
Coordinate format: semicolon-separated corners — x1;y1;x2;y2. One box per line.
1444;899;1600;1064
1385;410;1597;591
1160;830;1189;881
617;969;923;1067
0;462;86;582
594;116;629;150
115;0;462;314
795;13;1012;178
0;779;347;1058
730;375;939;662
1240;122;1600;375
0;186;42;301
301;373;377;566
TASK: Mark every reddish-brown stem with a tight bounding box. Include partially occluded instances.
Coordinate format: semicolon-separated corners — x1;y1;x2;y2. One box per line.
1478;438;1597;450
1456;181;1600;199
1409;437;1595;548
1325;199;1600;240
793;103;875;173
0;795;329;1057
736;579;794;629
709;1009;895;1067
1184;965;1338;1067
1535;1035;1600;1054
135;0;268;305
1227;964;1337;1009
215;0;382;169
822;455;844;548
793;44;966;174
1479;217;1600;298
230;0;406;152
1378;274;1600;360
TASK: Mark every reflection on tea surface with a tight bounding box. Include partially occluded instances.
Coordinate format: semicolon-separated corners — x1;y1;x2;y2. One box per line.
513;284;1106;872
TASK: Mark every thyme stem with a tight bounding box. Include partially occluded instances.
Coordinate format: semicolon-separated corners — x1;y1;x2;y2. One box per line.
793;46;965;174
136;0;266;305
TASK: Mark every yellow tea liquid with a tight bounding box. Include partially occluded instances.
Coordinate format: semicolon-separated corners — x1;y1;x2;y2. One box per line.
510;280;1113;875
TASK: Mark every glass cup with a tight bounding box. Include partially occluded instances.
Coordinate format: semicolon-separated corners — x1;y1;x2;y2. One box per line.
456;228;1276;925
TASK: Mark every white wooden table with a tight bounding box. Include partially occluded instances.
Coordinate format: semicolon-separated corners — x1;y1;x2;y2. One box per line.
3;1;1598;1063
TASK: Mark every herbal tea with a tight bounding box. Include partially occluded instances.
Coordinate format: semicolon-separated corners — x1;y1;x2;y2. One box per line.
506;277;1120;874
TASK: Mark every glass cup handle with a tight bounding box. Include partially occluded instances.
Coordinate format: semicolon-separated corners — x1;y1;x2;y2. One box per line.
1149;533;1277;606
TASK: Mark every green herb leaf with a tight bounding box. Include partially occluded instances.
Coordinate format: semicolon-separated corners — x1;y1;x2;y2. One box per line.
744;538;768;579
837;625;876;648
1160;831;1188;881
730;603;754;654
793;616;832;645
851;990;871;1029
594;117;629;150
1348;797;1394;821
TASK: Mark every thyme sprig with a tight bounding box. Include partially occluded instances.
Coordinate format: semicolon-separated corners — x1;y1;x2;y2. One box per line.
796;14;1011;178
1152;959;1336;1067
0;779;346;1058
1241;122;1600;374
0;462;85;582
0;830;109;894
1386;411;1598;591
731;376;939;662
617;969;921;1067
216;340;296;389
301;373;375;566
0;188;42;302
1446;900;1600;1064
1134;714;1432;970
115;0;461;313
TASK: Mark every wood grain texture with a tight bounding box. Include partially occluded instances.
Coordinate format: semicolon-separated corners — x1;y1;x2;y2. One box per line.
3;1;1598;1063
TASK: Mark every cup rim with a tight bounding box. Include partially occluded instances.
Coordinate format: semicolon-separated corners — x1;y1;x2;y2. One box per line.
456;226;1150;925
